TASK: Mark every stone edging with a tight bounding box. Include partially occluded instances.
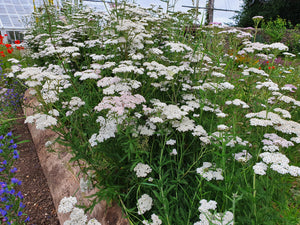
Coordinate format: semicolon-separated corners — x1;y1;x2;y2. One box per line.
23;89;129;225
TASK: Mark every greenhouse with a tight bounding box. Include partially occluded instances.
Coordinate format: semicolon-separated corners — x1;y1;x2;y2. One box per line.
0;0;93;42
0;0;37;42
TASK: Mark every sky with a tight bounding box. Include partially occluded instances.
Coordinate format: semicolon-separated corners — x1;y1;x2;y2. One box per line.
83;0;244;25
137;0;243;24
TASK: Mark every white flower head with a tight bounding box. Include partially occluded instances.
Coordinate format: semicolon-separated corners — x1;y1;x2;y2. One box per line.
252;16;264;20
170;149;177;156
58;196;77;214
234;150;252;162
198;199;217;213
253;162;268;175
142;214;162;225
87;218;102;225
137;194;153;215
134;163;152;177
69;207;88;224
217;124;229;131
166;139;176;145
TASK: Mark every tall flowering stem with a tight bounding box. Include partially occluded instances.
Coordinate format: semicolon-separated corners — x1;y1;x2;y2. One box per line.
252;16;264;42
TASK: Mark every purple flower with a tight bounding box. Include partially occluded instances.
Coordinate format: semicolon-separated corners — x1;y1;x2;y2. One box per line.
2;160;7;165
25;216;30;222
0;208;7;216
0;135;3;140
17;211;22;216
11;178;21;185
1;197;8;202
16;191;23;199
7;132;12;137
0;182;7;188
10;167;17;173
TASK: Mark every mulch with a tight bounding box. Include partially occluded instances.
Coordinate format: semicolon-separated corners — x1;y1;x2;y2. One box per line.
12;113;60;225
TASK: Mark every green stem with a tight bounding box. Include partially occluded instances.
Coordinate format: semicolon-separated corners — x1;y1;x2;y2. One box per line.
158;143;170;225
253;173;257;221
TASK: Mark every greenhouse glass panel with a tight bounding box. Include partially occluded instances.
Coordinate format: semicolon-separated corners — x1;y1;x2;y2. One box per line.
11;0;21;4
0;1;35;30
15;5;26;14
0;6;7;14
0;0;103;31
0;15;13;27
10;15;23;27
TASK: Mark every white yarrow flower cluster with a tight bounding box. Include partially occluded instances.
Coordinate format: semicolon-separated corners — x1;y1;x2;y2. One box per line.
258;152;300;176
134;163;152;177
87;219;102;225
196;162;223;181
59;197;101;225
194;199;233;225
142;214;162;225
62;97;85;116
58;196;77;213
137;194;153;215
225;99;249;108
217;124;229;131
80;177;92;192
234;150;252;162
166;139;176;145
25;113;57;130
89;115;123;146
253;162;268;175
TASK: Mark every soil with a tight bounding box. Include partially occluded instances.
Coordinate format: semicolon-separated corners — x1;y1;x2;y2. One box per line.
11;112;60;225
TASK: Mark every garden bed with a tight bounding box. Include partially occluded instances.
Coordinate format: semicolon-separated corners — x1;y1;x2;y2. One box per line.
22;89;129;225
1;2;300;224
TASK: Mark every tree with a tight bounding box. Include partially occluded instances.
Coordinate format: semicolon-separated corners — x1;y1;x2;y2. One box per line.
235;0;300;27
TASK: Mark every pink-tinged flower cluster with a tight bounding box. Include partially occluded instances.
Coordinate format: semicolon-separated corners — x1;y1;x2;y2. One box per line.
283;84;297;93
94;92;146;115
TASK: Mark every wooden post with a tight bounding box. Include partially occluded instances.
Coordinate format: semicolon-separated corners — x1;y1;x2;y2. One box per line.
207;0;215;24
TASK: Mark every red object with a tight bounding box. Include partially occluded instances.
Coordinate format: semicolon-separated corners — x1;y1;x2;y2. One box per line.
14;40;21;44
272;66;275;69
7;48;13;54
5;44;11;48
268;66;271;70
4;34;8;36
259;67;261;70
1;54;5;57
266;61;269;64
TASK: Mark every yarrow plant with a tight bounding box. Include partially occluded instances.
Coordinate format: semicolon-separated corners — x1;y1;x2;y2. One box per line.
9;1;300;224
58;196;101;225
